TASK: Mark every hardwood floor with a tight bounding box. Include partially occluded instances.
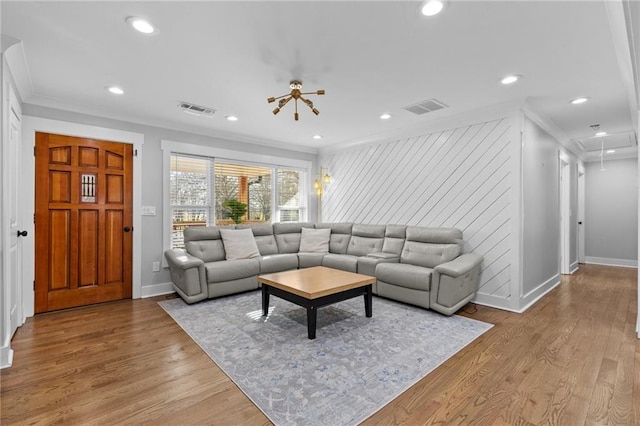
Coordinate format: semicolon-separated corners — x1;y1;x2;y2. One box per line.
2;264;638;425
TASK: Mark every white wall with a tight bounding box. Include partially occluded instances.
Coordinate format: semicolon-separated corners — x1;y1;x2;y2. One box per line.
318;110;591;313
522;118;559;296
585;158;638;267
520;117;580;307
320;112;521;312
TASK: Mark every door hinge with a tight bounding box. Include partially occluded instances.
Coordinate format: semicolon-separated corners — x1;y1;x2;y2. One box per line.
33;213;36;224
34;146;36;156
134;149;138;156
33;281;35;291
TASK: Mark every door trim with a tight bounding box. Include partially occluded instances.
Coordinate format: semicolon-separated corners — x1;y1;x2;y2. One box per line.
22;116;144;318
577;165;585;264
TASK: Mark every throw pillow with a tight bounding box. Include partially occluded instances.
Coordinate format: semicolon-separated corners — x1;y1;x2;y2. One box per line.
219;228;260;260
299;228;331;253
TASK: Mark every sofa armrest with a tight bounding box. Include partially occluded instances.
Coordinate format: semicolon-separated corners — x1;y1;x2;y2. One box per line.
164;249;208;304
434;253;483;277
430;253;483;316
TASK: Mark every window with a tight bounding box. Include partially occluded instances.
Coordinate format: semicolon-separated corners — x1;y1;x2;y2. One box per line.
163;142;310;250
278;169;304;222
215;162;272;224
169;155;214;248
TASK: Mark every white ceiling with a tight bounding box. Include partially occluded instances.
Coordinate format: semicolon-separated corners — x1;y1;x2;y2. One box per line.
2;1;638;161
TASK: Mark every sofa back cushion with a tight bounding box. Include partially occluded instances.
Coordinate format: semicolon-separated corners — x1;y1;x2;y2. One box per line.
382;224;407;255
316;223;353;254
184;226;227;262
299;228;331;253
401;227;463;268
237;224;278;255
219;228;260;260
346;224;385;256
273;222;315;253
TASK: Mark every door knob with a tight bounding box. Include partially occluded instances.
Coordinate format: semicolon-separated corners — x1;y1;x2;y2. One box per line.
17;230;28;237
124;227;132;232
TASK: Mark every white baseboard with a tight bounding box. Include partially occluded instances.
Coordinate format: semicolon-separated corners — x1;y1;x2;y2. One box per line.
473;275;561;314
585;256;638;268
141;282;175;298
569;261;579;274
472;293;520;313
519;273;561;313
0;345;14;369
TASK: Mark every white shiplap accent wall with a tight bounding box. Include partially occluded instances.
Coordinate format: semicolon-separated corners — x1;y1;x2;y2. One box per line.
321;118;515;308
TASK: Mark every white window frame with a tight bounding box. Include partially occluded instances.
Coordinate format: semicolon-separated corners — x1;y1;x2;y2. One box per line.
168;153;216;248
161;140;311;261
275;167;308;223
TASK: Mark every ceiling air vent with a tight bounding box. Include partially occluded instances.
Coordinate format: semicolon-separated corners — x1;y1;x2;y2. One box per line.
178;101;216;117
403;98;448;115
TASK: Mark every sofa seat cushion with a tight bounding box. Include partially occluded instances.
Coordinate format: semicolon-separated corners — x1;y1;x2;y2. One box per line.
205;259;260;283
376;262;432;291
257;254;299;274
322;254;358;272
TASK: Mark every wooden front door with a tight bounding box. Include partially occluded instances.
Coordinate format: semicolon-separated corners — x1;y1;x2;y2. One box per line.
35;132;133;313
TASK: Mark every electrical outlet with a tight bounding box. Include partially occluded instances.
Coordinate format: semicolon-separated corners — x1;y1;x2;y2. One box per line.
152;261;160;272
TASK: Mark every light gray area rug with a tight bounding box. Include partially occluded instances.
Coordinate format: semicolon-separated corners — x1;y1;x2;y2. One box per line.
158;291;492;426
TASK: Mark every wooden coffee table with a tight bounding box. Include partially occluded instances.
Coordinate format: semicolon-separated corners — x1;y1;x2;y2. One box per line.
258;266;375;339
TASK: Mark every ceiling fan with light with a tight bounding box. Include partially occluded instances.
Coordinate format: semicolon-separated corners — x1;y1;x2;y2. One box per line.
267;80;325;121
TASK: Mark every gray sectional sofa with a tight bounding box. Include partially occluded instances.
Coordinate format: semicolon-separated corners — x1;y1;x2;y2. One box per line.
164;222;483;315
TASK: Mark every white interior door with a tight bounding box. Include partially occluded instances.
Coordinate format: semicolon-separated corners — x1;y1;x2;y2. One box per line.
7;85;23;336
560;156;570;274
1;82;24;368
577;166;585;264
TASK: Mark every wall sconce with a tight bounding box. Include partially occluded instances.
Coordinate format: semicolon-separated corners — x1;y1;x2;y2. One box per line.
313;166;331;197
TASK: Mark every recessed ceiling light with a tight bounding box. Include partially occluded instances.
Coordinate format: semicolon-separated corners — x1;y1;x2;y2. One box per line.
380;113;392;120
606;149;616;153
225;115;238;121
126;17;157;35
421;1;445;16
106;86;124;95
500;74;521;85
313;135;323;140
570;97;589;105
595;131;607;137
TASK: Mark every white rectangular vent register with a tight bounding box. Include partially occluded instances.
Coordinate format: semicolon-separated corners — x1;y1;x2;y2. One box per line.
403;98;448;115
178;102;216;117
